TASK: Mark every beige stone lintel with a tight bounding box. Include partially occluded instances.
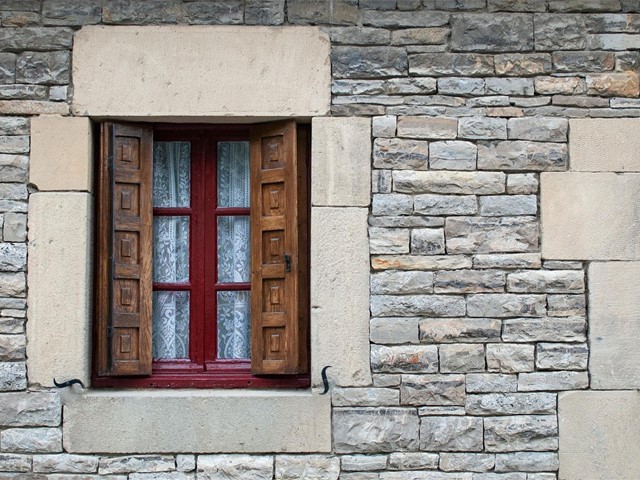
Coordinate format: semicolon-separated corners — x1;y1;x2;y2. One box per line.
559;390;640;479
62;390;331;453
27;192;93;387
72;26;331;118
312;117;372;207
30;115;93;192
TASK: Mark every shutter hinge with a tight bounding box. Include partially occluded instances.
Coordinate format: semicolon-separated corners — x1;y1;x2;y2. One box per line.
107;326;115;338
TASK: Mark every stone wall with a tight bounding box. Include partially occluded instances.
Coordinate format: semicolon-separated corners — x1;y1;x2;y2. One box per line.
0;1;639;479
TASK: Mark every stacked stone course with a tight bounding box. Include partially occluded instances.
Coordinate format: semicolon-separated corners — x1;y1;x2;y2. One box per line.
0;0;638;478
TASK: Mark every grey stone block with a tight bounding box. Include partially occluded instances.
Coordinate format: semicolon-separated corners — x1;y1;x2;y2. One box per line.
411;228;445;255
0;392;60;427
245;0;285;25
479;195;537;216
362;10;450;28
486;344;534;373
495;53;552;75
183;1;244;25
445;216;538;254
333;407;419;453
503;317;586;342
466;393;555;416
536;343;589;370
288;0;358;25
458;117;507;140
440;453;495;472
414;194;477;216
332;47;408;78
429;141;477;170
371;271;434;295
0;427;62;453
371;345;438;373
397;116;457;140
466;374;517;393
478;141;567;171
371;295;466;317
409;53;494;76
42;0;102;26
507;270;584;293
394;171;505;195
439;344;485;373
420;416;483;451
102;0;181;24
467;294;546;318
484;416;558;452
374;138;429;170
494;452;559;472
0;27;73;52
534;14;587;50
518;371;589;391
451;14;534;52
434;270;504;294
420;318;501;343
371;318;420;344
16;51;70;85
401;374;466;406
388;452;439;470
33;453;99;473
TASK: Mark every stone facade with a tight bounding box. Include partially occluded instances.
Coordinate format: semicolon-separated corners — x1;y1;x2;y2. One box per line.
0;1;639;479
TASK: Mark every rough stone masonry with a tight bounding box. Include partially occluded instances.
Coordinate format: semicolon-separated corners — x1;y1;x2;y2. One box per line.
1;0;640;479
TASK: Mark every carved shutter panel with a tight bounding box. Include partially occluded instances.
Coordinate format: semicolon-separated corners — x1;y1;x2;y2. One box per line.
96;122;153;376
250;121;309;375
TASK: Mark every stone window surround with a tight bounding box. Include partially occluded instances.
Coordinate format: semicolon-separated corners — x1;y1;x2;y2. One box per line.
26;25;372;454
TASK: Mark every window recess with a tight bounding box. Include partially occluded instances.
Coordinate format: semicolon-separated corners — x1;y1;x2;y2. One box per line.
93;122;310;389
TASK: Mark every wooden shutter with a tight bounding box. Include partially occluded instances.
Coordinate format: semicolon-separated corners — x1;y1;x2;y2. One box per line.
95;122;153;376
250;121;309;375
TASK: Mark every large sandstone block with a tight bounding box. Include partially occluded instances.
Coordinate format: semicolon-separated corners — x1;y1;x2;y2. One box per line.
569;119;640;171
27;192;92;387
73;26;330;117
589;261;640;389
30;115;93;192
63;391;330;453
312;117;371;207
559;391;640;479
541;173;640;260
311;207;371;387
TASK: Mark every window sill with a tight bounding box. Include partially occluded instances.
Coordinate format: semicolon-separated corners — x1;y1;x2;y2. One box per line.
61;388;331;453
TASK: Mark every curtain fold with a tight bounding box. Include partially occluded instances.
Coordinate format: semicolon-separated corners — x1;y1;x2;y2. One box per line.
152;142;191;360
217;142;251;359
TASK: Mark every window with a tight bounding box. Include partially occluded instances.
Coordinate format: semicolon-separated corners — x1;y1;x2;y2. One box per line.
92;121;310;388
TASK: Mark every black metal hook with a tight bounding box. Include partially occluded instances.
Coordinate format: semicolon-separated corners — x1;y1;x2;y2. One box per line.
53;378;85;389
319;365;332;395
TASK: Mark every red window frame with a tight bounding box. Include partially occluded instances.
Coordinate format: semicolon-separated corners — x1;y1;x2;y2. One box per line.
93;124;309;389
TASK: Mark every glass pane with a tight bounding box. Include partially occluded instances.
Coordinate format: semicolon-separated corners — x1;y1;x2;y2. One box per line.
217;216;250;283
153;141;191;208
153;291;190;359
153;216;189;283
217;290;251;359
217;141;250;208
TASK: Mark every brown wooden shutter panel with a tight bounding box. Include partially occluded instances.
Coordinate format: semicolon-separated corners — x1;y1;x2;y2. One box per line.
250;120;309;375
95;122;153;376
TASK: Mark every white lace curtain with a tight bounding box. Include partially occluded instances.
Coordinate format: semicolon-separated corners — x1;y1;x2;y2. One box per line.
152;142;191;360
151;141;251;361
216;141;251;360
